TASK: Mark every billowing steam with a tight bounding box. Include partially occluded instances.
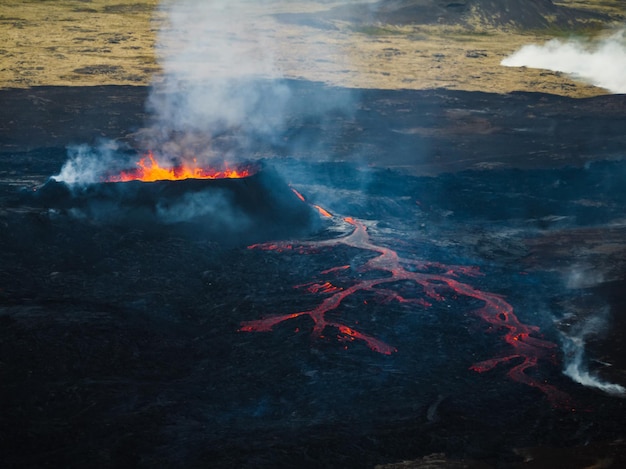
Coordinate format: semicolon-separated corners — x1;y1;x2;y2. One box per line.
141;0;293;164
55;0;292;184
502;28;626;93
53;141;130;185
560;308;626;396
54;0;357;185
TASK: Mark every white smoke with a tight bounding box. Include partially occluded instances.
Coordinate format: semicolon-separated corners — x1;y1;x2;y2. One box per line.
502;28;626;94
56;1;360;183
565;265;605;290
142;0;294;164
561;308;626;396
53;141;129;185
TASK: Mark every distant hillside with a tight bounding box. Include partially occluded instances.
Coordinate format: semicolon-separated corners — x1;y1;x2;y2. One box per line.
456;0;605;28
275;0;610;30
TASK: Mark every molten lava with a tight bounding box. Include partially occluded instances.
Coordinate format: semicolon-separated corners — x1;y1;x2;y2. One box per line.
241;194;570;406
106;152;254;182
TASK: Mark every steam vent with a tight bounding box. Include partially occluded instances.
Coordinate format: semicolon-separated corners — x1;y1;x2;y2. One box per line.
2;1;626;468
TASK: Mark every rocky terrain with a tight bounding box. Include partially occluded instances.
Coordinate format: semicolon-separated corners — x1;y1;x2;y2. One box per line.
1;1;626;468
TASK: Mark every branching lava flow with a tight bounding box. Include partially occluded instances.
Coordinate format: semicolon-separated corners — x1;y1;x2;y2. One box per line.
240;194;570;405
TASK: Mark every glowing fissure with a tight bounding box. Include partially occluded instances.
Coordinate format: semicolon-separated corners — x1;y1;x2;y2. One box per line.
241;204;569;405
313;204;333;218
106;152;254;182
291;188;306;202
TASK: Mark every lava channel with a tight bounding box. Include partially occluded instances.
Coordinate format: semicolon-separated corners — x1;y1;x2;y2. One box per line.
241;199;570;406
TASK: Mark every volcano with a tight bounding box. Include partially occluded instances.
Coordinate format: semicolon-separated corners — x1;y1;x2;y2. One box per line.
33;159;319;244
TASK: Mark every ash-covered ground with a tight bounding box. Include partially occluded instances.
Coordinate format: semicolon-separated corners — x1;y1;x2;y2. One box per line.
1;83;626;468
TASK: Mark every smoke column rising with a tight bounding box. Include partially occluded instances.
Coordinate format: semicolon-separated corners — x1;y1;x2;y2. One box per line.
561;308;626;396
53;141;129;185
140;0;293;164
502;28;626;93
55;1;362;184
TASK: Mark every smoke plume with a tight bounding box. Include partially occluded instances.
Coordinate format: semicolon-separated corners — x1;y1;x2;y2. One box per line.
55;1;294;183
560;307;626;396
53;141;130;185
502;28;626;94
56;0;360;184
140;0;294;165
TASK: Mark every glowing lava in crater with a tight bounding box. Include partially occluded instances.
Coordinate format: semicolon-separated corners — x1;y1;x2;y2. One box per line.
106;152;255;182
241;194;570;405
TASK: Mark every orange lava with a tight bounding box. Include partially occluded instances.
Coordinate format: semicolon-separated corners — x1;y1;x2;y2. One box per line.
106;152;254;182
313;204;333;218
291;188;332;218
291;188;306;202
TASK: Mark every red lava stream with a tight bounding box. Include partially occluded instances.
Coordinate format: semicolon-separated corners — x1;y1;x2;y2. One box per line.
240;197;570;405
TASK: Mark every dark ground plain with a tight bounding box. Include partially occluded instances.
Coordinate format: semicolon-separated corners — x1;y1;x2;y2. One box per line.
1;82;626;468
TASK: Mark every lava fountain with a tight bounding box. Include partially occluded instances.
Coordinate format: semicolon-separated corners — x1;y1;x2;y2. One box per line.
241;194;571;406
105;152;255;182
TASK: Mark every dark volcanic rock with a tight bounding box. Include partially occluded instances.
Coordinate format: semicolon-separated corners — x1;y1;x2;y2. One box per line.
1;83;626;176
0;85;149;151
3;155;626;468
2;82;626;468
